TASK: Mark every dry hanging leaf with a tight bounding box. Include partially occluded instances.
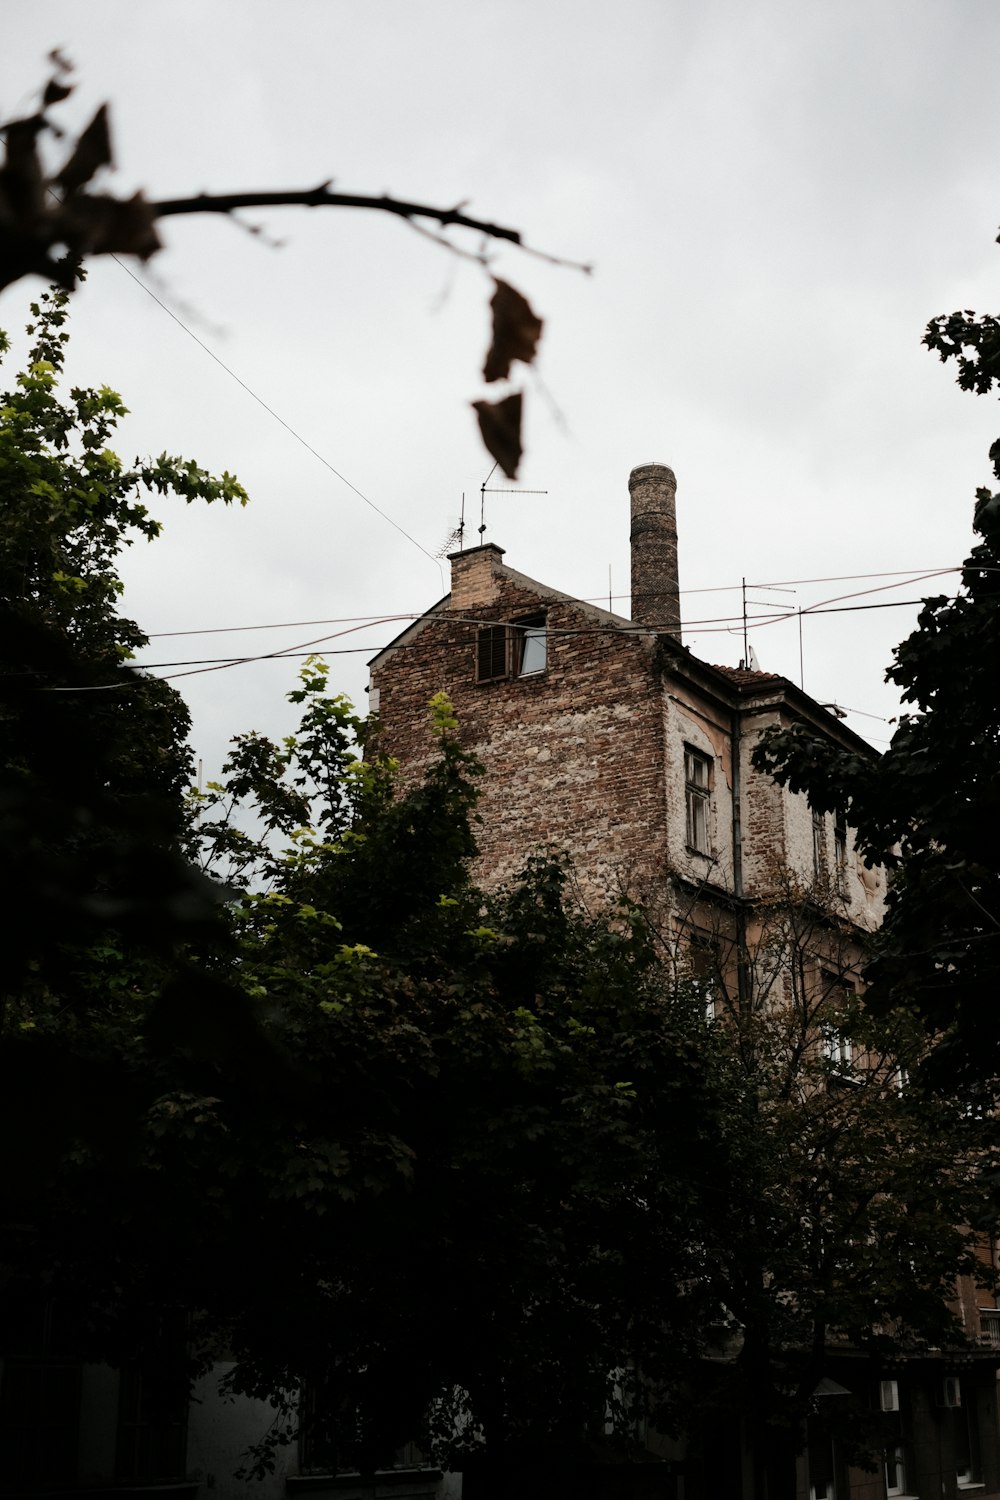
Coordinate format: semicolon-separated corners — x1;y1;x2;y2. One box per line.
57;104;112;195
482;278;543;383
472;392;523;480
61;191;161;259
43;78;74;107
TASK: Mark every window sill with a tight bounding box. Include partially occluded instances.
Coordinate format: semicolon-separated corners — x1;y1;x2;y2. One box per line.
288;1471;442;1492
474;672;547;687
0;1488;198;1500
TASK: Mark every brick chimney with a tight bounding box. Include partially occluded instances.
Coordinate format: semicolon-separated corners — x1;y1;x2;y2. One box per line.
629;462;681;636
449;542;506;609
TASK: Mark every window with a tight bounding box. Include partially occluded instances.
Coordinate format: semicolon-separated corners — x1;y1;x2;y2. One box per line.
879;1379;900;1412
116;1314;189;1482
475;617;546;682
686;931;722;1017
833;818;847;886
820;1024;852;1070
517;619;546;675
476;624;508;682
819;972;855;1073
808;1427;837;1500
879;1380;907;1497
684;747;712;853
299;1383;427;1477
884;1442;907;1497
0;1298;82;1488
947;1377;981;1487
812;807;826;878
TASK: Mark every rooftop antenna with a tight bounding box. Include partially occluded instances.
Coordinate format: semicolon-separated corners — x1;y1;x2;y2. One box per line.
738;580;796;670
436;492;466;558
479;461;548;540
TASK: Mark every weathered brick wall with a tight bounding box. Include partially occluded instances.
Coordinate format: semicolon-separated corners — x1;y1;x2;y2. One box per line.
740;709;886;931
370;548;886;935
370;553;671;905
661;682;736;891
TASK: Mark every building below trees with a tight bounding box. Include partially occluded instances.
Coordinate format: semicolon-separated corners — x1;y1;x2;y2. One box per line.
3;444;998;1500
367;464;1000;1500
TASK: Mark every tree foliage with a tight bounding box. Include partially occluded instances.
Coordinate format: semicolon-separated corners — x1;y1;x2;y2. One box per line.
0;283;248;1209
75;671;735;1477
752;238;1000;1089
3;293;999;1500
672;881;1000;1495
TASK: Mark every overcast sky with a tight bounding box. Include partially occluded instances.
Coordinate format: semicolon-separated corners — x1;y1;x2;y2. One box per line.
3;0;999;773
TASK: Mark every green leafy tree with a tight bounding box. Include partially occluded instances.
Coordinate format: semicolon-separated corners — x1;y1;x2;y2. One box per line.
0;284;248;1217
751;236;1000;1091
673;881;1000;1500
125;678;734;1488
0;296;726;1492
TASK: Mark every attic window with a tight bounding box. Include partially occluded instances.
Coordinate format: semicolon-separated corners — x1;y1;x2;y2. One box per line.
475;617;546;682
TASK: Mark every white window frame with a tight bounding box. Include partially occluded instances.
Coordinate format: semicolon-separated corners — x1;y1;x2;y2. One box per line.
879;1379;900;1412
684;746;712;854
475;617;546;682
884;1441;906;1498
820;1023;852;1071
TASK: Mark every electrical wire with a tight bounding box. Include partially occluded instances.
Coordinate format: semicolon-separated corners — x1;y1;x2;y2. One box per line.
143;566;963;641
123;593;960;680
109;255;443;577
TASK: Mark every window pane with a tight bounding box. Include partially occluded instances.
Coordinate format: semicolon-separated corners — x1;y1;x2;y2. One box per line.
519;626;546;675
476;626;508;681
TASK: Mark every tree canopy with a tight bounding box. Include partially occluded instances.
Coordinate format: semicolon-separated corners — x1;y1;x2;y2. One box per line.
3;291;999;1500
0;282;250;1211
752;235;1000;1092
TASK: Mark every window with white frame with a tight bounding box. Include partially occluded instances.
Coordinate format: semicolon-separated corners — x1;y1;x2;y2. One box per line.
685;931;722;1018
879;1379;907;1498
819;972;856;1074
807;1425;837;1500
684;746;712;854
820;1023;852;1070
948;1376;982;1488
475;617;546;682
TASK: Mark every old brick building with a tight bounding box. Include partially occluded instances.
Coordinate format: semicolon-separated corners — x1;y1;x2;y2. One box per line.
369;462;886;942
369;462;1000;1500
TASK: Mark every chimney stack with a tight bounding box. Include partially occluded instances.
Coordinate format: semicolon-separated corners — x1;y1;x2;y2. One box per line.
629;462;681;636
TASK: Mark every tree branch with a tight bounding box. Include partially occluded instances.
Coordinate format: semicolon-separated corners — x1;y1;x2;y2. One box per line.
150;186;523;244
149;186;592;272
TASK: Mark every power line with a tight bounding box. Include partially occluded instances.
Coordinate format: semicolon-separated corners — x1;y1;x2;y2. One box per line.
124;593;958;680
43;586;958;693
109;255;443;577
143;566;963;641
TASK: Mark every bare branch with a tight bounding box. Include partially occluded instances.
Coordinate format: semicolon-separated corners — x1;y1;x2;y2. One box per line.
149;187;592;273
151;186;524;244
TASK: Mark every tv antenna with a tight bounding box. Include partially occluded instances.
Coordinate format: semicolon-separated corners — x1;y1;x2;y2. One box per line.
478;461;548;539
435;492;467;558
738;577;797;674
